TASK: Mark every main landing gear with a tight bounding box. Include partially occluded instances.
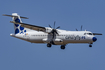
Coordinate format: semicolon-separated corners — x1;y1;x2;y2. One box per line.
60;45;65;49
47;43;52;47
47;44;66;49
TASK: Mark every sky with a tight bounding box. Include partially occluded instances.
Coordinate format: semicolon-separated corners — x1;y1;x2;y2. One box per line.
0;0;105;70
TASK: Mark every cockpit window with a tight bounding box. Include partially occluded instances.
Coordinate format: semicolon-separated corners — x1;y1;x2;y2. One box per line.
88;33;93;35
84;33;93;35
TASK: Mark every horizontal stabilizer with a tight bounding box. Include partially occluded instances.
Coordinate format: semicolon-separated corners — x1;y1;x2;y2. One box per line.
3;14;29;19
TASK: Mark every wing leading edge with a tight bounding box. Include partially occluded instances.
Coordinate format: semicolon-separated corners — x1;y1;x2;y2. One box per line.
10;21;46;32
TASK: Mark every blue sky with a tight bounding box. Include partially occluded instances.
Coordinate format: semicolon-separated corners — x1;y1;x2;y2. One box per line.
0;0;105;70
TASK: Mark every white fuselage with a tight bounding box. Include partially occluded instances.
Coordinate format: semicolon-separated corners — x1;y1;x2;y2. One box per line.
10;29;95;45
3;13;100;49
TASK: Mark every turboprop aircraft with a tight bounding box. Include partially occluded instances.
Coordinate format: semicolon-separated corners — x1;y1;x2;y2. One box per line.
3;13;102;49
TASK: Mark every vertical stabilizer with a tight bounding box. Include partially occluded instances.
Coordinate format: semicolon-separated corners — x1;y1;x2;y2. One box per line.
12;13;22;23
12;13;26;34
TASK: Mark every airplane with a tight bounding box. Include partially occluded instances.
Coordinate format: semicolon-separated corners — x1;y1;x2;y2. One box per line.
3;13;102;49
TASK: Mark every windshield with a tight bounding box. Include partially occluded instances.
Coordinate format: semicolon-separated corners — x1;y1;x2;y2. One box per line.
84;33;93;35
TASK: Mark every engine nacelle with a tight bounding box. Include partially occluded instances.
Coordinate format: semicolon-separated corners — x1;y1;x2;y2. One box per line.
42;38;63;45
53;39;63;45
43;38;51;43
45;27;52;33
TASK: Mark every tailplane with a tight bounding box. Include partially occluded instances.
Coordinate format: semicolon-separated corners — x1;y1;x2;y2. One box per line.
12;13;22;23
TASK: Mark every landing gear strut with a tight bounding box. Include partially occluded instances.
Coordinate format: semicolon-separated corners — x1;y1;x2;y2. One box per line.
47;43;52;47
60;45;65;49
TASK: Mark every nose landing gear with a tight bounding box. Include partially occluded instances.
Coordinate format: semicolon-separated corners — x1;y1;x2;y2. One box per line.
89;44;92;47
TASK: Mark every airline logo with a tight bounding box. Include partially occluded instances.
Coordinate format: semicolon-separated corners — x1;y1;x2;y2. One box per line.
14;18;26;34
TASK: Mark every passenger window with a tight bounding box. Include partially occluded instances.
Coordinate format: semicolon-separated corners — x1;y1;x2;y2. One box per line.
89;33;92;35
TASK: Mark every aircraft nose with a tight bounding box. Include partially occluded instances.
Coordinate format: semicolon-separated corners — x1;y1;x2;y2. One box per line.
92;37;97;42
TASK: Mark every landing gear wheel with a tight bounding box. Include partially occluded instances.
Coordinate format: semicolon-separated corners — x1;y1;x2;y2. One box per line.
47;43;52;47
89;44;92;47
61;45;65;49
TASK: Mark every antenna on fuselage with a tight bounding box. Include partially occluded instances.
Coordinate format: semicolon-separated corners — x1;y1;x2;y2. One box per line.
81;25;83;31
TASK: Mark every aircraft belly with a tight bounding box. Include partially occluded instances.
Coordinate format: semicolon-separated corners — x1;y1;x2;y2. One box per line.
11;34;44;43
11;34;93;45
29;36;45;43
63;39;93;43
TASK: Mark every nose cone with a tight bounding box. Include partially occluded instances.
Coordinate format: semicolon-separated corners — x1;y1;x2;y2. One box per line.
92;37;97;42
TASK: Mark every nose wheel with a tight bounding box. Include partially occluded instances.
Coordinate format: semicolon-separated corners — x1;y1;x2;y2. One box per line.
89;44;92;47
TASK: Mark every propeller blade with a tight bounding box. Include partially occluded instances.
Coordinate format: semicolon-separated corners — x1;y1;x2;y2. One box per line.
81;25;82;31
52;32;55;39
54;21;56;29
56;26;60;29
49;21;60;39
55;30;59;35
49;25;52;28
76;29;78;31
93;33;102;35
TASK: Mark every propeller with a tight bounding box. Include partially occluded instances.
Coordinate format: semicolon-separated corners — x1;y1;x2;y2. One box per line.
81;25;83;31
76;25;82;31
49;21;60;39
76;25;102;35
76;29;78;31
93;33;102;35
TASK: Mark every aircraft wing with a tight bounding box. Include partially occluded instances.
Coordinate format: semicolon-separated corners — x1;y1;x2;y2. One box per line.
10;21;46;32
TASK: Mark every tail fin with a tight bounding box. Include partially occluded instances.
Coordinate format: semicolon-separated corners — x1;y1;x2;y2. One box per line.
3;13;28;34
12;13;22;23
12;13;23;34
